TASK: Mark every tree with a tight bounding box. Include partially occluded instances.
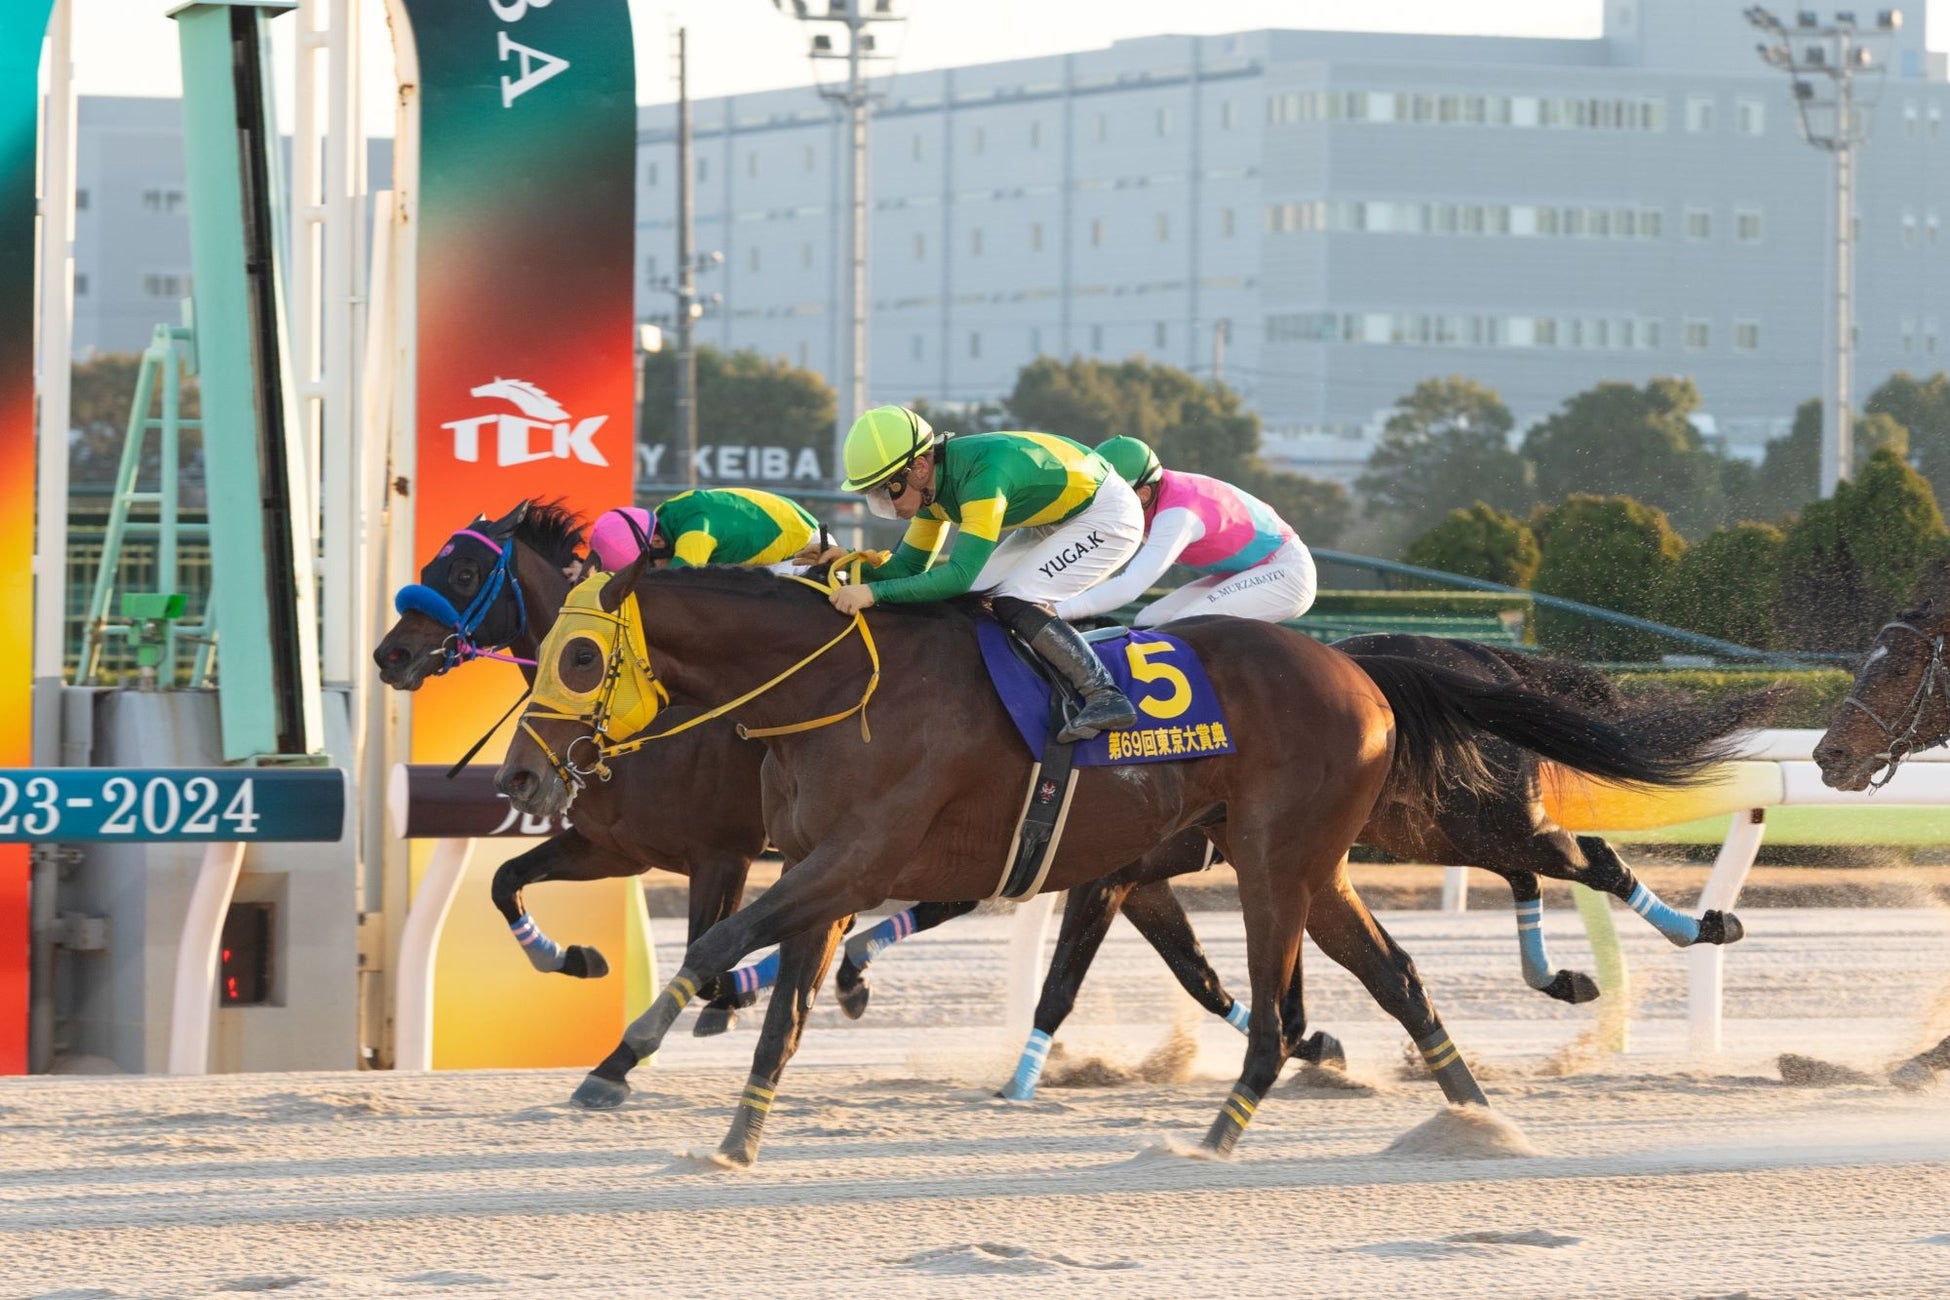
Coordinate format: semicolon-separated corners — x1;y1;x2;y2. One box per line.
70;353;203;503
1521;378;1723;535
1660;522;1786;650
1005;355;1259;479
1238;466;1351;548
1777;448;1949;651
1357;377;1529;537
641;345;835;468
1529;494;1687;660
1740;398;1909;524
1403;502;1540;588
1866;370;1950;494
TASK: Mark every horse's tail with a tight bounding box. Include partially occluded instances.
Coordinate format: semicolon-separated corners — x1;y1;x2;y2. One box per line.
1352;654;1754;808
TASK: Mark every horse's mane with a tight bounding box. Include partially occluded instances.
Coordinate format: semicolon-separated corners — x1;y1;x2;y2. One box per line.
514;499;586;568
642;563;985;623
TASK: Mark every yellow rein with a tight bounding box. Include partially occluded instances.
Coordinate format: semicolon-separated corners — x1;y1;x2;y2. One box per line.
525;557;883;782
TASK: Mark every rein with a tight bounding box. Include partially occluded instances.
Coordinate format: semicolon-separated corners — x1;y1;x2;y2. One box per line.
1840;619;1950;789
520;563;883;789
393;527;536;673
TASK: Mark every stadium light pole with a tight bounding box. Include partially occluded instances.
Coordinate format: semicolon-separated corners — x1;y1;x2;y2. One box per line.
773;1;902;484
1748;6;1901;498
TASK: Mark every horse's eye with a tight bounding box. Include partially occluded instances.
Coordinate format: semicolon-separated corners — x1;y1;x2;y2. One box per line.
574;646;597;667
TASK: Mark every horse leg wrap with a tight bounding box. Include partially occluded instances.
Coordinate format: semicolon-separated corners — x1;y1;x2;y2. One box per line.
999;1028;1053;1101
717;1074;775;1166
729;952;779;1001
1223;1001;1252;1033
1201;1085;1261;1157
510;913;565;973
1625;882;1702;947
1513;898;1554;990
613;969;699;1065
844;908;917;973
1416;1027;1489;1107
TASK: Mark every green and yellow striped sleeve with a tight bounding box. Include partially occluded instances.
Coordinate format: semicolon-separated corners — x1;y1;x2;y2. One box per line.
867;496;1007;604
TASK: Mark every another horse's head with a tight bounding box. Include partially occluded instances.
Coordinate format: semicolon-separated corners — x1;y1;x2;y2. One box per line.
374;500;548;690
498;556;664;817
1813;599;1950;791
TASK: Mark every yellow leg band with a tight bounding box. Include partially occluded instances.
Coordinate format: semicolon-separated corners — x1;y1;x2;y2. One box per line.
1421;1037;1461;1071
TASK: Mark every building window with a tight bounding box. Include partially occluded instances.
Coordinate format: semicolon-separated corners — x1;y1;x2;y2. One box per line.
142;273;189;298
1091;323;1104;350
1733;319;1760;351
1685;96;1713;133
1156;107;1171;137
1031;327;1043;353
913;232;925;260
1904;210;1918;247
698;157;709;183
1154;322;1167;349
73;273;87;297
644;255;658;286
1683;318;1710;350
801;241;813;269
1929;212;1941;245
1156;213;1169;242
1091;218;1104;247
1903;318;1916;354
804;145;815;172
74;188;88;211
911;334;924;361
973;125;985;155
141;188;185;215
1030;119;1042;149
912;133;923;162
1030;222;1043;251
1906;100;1921;135
645;162;658;187
747;152;759;178
1221;207;1235;238
1095;113;1108;143
1736;99;1764;134
1685;208;1711;240
1219;100;1234;131
970;331;981;359
970;227;983;256
1928;316;1941;355
1735;210;1763;242
748;246;761;272
1932;104;1943;137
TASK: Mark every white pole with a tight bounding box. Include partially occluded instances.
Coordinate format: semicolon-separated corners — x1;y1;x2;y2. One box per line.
320;0;361;690
1439;866;1469;912
1004;892;1058;1042
292;1;324;526
1688;808;1767;1057
167;841;248;1074
393;838;472;1071
32;0;74;689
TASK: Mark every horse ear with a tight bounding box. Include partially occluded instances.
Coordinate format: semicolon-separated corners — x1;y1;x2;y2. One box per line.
487;500;530;539
599;553;648;613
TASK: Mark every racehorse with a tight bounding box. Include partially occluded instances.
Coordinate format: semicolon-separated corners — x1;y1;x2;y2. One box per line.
371;501;766;1031
1812;595;1950;1087
497;561;1733;1164
834;634;1768;1098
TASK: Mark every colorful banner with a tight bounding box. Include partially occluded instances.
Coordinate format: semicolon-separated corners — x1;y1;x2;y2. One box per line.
395;0;638;1068
1;0;56;1076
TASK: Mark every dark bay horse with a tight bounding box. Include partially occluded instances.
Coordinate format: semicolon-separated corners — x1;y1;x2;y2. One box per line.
498;563;1729;1164
1812;596;1950;1088
371;501;766;1031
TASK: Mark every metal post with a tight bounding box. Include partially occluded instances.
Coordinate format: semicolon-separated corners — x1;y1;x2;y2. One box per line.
1828;57;1855;497
675;28;698;488
843;11;869;468
32;0;73;700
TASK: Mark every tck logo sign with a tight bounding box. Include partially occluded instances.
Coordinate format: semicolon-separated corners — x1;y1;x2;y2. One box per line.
441;378;610;468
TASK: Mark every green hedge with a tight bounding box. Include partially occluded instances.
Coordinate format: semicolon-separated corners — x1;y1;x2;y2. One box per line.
1606;668;1852;728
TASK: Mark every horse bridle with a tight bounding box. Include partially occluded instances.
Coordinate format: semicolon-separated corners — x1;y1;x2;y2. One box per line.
393;528;535;673
1839;618;1950;789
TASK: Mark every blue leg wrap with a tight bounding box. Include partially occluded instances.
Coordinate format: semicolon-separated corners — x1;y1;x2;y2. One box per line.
510;913;564;972
1626;882;1701;947
846;908;916;971
1000;1028;1053;1101
729;951;779;998
1223;1000;1252;1033
1514;898;1554;988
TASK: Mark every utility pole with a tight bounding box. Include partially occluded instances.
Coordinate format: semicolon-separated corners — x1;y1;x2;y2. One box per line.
1211;319;1229;386
675;27;698;487
1748;6;1901;497
774;1;901;483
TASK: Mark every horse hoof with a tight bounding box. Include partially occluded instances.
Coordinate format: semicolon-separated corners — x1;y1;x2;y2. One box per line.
1298;1031;1346;1070
559;945;610;980
1697;910;1745;946
570;1073;631;1110
834;964;871;1020
693;1004;738;1037
1891;1060;1937;1091
1543;970;1602;1005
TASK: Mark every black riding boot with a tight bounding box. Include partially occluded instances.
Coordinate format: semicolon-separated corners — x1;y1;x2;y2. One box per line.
993;597;1137;743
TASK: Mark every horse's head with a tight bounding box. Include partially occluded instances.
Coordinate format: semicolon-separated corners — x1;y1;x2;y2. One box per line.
373;500;532;691
497;556;662;818
1813;599;1950;791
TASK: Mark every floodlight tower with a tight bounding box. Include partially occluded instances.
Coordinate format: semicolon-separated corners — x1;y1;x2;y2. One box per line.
773;1;903;482
1748;7;1903;497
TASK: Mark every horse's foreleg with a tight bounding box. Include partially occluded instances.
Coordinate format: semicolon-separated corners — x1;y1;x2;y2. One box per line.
1308;870;1488;1110
1575;835;1743;948
716;920;845;1167
688;852;757;1037
999;877;1133;1101
571;841;887;1110
834;899;978;1020
490;832;635;979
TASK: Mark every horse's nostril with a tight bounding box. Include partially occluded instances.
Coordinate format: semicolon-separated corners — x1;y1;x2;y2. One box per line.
506;769;536;797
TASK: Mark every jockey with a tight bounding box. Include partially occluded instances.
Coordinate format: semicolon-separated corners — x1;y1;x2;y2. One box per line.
830;406;1143;743
582;487;830;576
1058;436;1317;627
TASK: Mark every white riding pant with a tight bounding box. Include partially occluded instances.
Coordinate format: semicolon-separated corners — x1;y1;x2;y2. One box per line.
972;473;1145;607
1132;539;1318;627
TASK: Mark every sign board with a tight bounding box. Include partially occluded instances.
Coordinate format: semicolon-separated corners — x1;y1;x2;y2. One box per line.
0;769;345;843
388;764;570;840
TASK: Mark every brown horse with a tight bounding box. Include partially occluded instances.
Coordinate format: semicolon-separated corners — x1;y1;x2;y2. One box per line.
371;501;766;1031
1812;596;1950;1087
498;562;1727;1164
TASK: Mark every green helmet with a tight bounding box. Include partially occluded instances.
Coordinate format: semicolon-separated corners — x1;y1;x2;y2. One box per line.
841;406;937;491
1095;436;1163;490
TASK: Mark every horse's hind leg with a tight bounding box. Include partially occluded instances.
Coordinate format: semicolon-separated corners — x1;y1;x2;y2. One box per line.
490;831;636;979
833;899;978;1020
716;919;846;1167
999;876;1136;1100
689;852;757;1037
1499;869;1599;1004
1575;834;1743;948
1307;870;1489;1109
